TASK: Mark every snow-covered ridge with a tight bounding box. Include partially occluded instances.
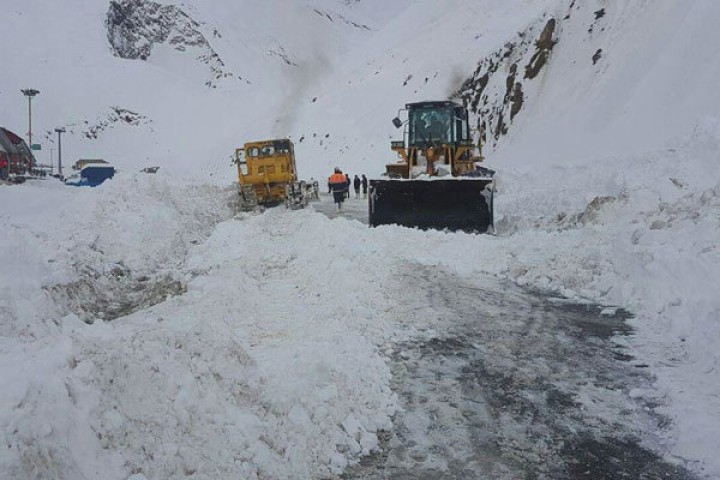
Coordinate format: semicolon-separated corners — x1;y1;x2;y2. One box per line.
312;8;371;31
40;107;151;143
107;0;238;88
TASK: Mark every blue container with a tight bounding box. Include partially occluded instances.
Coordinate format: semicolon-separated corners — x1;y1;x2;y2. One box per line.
66;165;115;187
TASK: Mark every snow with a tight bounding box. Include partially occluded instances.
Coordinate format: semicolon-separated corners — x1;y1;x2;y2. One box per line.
0;177;402;478
2;0;720;478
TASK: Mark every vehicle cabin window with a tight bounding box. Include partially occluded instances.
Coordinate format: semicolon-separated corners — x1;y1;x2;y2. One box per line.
260;145;275;156
247;147;260;157
410;107;452;145
274;140;291;154
455;108;469;142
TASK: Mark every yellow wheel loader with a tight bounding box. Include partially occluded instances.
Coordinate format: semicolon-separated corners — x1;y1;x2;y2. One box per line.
234;139;308;210
369;101;494;233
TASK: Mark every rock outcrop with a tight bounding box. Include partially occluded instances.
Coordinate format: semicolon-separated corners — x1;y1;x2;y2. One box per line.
106;0;238;88
453;17;558;146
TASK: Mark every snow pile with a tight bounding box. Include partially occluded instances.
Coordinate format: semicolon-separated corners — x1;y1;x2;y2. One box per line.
0;174;232;335
2;163;719;477
0;175;233;478
1;180;407;479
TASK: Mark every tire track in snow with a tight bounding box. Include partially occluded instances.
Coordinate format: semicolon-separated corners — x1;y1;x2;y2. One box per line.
342;264;699;479
310;193;369;224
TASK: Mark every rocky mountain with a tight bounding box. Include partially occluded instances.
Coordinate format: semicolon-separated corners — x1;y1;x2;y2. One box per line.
106;0;238;88
1;0;719;177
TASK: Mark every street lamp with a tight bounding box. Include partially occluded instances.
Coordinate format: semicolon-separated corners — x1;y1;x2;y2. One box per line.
21;88;40;152
55;127;66;176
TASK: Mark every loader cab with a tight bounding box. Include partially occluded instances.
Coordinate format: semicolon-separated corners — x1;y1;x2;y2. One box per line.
403;101;471;148
375;101;494;232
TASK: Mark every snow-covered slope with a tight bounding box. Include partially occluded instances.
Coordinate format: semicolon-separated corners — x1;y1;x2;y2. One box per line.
0;0;379;179
292;0;720;177
2;0;720;478
486;0;720;168
2;0;719;178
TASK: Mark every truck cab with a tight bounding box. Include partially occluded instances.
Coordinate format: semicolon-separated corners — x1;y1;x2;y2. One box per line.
388;101;480;179
235;139;298;206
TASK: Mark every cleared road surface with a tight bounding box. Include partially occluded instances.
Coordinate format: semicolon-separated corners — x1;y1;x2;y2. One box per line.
310;194;698;479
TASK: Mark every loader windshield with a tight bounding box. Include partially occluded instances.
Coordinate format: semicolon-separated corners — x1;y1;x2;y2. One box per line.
409;107;452;146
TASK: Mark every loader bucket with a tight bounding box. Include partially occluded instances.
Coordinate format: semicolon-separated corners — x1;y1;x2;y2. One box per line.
369;178;494;233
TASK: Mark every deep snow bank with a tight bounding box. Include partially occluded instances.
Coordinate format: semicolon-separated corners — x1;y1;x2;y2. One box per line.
1;179;413;479
0;175;234;477
2;147;719;477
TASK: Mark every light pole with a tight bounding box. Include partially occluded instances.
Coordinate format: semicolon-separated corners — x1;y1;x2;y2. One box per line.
55;127;66;176
21;89;40;151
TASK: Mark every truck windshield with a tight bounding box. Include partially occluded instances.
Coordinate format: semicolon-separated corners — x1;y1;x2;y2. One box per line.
409;107;452;146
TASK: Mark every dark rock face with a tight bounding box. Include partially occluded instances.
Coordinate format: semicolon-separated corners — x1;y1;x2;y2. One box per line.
452;2;614;147
453;17;558;146
107;0;203;61
312;8;371;30
43;107;151;143
83;107;150;140
106;0;238;87
525;19;557;80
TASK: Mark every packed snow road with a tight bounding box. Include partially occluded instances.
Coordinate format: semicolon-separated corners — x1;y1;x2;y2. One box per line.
341;268;696;479
310;195;697;479
311;192;370;224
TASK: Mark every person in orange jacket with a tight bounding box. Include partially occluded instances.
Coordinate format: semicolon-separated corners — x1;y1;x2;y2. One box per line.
328;167;348;210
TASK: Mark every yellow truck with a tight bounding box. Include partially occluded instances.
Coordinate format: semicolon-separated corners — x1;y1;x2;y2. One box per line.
234;138;310;210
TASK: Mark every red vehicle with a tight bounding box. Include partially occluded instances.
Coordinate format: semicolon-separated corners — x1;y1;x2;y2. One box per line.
0;151;9;180
0;127;36;176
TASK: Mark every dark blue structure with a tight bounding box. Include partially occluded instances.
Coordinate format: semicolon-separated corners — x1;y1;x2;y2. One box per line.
65;165;115;187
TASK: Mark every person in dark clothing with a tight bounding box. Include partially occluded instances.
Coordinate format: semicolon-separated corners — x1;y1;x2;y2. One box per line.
361;174;368;198
353;175;361;198
328;168;348;210
345;174;351;199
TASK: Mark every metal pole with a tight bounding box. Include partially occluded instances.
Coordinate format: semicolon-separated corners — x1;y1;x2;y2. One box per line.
21;89;40;172
57;130;61;175
55;128;65;176
28;96;32;150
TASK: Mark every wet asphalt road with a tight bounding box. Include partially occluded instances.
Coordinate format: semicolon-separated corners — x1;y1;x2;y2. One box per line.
311;196;699;480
